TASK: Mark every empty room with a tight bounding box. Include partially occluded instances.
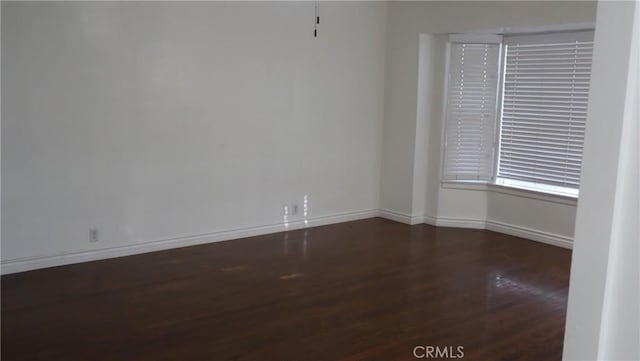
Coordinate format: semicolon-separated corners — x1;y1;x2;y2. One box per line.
1;1;638;360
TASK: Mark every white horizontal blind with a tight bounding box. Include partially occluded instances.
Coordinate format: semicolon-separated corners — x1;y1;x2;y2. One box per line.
443;41;501;181
498;31;594;189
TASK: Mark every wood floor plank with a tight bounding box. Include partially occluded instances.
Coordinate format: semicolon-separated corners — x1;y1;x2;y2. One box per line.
1;218;572;360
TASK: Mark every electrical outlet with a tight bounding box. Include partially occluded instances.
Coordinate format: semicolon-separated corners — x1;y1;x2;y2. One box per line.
89;228;99;243
291;203;299;215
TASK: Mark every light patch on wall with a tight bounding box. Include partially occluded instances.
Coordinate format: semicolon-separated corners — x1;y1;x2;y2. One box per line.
283;204;289;229
303;194;309;226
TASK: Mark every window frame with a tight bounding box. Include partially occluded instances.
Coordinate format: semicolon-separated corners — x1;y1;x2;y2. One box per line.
492;40;508;185
440;30;593;200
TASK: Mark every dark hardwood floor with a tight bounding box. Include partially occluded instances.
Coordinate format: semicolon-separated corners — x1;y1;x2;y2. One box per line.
1;218;572;361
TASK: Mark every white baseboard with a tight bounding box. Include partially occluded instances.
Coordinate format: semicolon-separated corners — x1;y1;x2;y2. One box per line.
1;208;573;275
0;209;378;275
423;215;437;226
379;209;424;225
433;216;487;229
485;220;573;249
423;216;573;249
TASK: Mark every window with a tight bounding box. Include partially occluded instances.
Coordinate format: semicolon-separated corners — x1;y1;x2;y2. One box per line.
443;35;501;181
442;30;594;197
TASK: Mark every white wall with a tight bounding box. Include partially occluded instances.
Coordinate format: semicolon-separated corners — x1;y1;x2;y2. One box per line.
380;1;596;243
0;2;3;250
487;191;576;239
563;1;639;359
1;2;387;267
1;1;603;272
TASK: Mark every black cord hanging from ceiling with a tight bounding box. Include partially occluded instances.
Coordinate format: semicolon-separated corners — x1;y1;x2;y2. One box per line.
314;1;320;37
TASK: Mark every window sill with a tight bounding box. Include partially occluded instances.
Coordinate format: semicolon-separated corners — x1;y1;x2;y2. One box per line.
441;181;489;191
441;181;578;206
